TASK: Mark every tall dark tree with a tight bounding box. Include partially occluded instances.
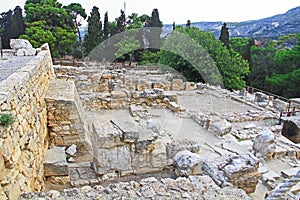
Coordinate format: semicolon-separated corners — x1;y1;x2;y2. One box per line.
116;10;126;33
219;23;230;50
172;22;176;30
186;20;191;28
64;3;87;59
103;12;109;40
83;6;103;55
0;6;25;49
145;8;163;49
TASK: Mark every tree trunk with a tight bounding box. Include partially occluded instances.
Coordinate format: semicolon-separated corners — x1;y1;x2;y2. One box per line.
75;18;84;60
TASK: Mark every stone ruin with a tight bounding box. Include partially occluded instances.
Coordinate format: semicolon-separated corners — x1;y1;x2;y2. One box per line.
0;41;300;199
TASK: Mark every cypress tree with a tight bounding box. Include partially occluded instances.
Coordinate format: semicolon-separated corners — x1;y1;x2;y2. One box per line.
103;12;109;40
1;6;25;49
146;8;163;49
186;20;191;28
219;23;230;50
83;6;103;55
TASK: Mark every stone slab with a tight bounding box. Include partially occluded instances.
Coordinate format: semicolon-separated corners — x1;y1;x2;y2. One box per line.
44;147;68;176
281;167;300;178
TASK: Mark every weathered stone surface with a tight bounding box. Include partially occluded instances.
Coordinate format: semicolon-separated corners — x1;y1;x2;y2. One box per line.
281;117;300;144
146;118;161;133
21;175;251;200
172;79;185;91
94;145;132;175
66;144;77;156
174;150;202;177
210;120;232;136
253;129;275;160
111;119;139;143
44;147;68;176
204;154;260;194
10;39;36;56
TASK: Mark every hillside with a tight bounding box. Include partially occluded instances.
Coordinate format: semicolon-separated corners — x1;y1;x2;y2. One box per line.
163;6;300;38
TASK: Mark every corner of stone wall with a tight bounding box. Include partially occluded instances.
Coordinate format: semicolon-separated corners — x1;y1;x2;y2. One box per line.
0;44;54;199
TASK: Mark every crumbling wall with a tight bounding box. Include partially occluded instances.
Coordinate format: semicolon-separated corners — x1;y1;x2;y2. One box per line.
45;79;91;152
0;44;55;199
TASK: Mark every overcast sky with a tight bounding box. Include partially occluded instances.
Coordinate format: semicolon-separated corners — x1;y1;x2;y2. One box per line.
1;0;300;24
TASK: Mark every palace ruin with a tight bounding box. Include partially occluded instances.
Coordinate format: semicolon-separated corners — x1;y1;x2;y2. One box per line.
0;40;300;199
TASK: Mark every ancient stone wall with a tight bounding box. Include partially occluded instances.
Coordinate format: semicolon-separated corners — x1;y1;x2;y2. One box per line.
53;65;195;111
45;79;91;151
0;44;55;199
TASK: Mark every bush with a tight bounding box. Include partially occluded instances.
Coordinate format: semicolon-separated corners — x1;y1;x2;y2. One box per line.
0;114;14;127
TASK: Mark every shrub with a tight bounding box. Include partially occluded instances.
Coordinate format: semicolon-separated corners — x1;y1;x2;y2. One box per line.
0;114;14;127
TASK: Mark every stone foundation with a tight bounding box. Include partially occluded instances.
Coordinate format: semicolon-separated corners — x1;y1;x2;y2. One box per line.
0;44;55;198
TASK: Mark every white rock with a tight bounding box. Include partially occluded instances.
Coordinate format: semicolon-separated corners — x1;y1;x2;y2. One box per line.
174;150;202;177
66;144;77;156
47;190;60;198
210;120;232;136
253;129;275;159
10;39;36;56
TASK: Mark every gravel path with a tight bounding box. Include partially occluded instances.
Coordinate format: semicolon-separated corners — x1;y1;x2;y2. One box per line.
0;56;35;82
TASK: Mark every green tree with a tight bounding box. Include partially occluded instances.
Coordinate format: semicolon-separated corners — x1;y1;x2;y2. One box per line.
145;8;163;49
248;45;276;91
116;9;126;33
20;21;56;51
159;26;249;90
219;23;230;50
64;3;87;58
103;12;109;40
83;6;103;55
0;6;25;48
114;36;140;64
266;33;300;97
22;0;77;57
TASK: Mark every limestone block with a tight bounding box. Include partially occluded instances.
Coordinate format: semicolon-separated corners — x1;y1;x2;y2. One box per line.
253;129;275;160
44;147;68;176
0;152;5;180
168;102;181;112
281;118;300;144
66;144;77;156
95;145;131;175
164;92;178;103
10;39;36;56
174;150;202;177
210;120;232;136
185;82;196;91
146;118;161;133
220;153;260;194
111;119;139;143
171;79;185;91
3;182;21;200
111;90;127;100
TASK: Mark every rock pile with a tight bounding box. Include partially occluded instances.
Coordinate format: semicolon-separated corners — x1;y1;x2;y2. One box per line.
20;176;251;200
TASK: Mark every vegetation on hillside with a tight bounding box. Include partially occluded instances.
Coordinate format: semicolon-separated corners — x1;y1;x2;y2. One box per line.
0;1;299;97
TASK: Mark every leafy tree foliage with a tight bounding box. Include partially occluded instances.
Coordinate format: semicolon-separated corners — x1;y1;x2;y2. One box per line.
20;21;56;51
0;6;25;48
83;6;103;55
64;3;87;58
114;36;140;63
159;26;249;90
21;0;77;57
219;23;230;50
265;34;300;97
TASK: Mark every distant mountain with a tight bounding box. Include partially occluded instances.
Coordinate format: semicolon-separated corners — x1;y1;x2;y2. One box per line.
163;6;300;39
